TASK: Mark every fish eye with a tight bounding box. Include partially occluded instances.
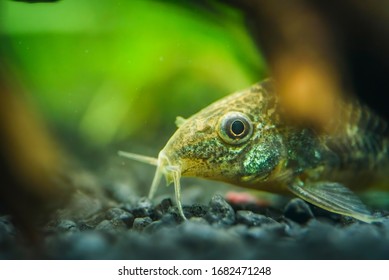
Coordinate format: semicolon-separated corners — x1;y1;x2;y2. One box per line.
217;112;253;145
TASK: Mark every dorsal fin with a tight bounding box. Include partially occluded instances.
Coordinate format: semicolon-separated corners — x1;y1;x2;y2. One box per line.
175;116;187;128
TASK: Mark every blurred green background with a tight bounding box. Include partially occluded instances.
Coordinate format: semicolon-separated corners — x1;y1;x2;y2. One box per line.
1;0;388;215
1;0;266;161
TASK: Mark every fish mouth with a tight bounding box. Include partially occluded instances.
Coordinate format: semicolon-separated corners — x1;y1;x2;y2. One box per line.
118;149;186;219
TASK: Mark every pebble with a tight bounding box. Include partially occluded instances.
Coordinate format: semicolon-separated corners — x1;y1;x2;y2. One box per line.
105;208;134;227
236;210;278;227
184;204;208;218
283;198;314;224
57;220;79;233
2;195;389;259
144;214;178;233
133;217;153;231
95;219;127;233
131;197;154;218
154;198;173;218
205;195;235;226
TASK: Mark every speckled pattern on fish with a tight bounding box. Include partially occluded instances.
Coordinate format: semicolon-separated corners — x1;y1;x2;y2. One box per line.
121;79;389;223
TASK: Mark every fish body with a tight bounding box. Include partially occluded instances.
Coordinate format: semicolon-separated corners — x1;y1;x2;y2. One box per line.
121;79;389;222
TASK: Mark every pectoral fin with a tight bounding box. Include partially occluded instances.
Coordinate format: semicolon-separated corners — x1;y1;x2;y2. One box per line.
288;181;380;223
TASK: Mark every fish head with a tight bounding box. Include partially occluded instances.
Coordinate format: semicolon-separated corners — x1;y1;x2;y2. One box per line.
120;80;285;219
161;80;284;187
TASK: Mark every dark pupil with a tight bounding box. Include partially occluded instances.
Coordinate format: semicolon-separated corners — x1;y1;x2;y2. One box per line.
230;120;245;136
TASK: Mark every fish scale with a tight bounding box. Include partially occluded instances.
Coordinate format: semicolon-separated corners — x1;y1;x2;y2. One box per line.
324;101;389;172
120;79;389;222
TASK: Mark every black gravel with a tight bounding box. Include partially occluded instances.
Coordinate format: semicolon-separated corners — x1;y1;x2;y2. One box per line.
284;198;314;224
1;195;389;259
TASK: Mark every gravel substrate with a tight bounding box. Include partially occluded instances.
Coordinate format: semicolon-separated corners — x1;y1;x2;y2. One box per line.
1;195;389;259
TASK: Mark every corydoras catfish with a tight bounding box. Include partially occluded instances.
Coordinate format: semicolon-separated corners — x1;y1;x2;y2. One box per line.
120;79;389;222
